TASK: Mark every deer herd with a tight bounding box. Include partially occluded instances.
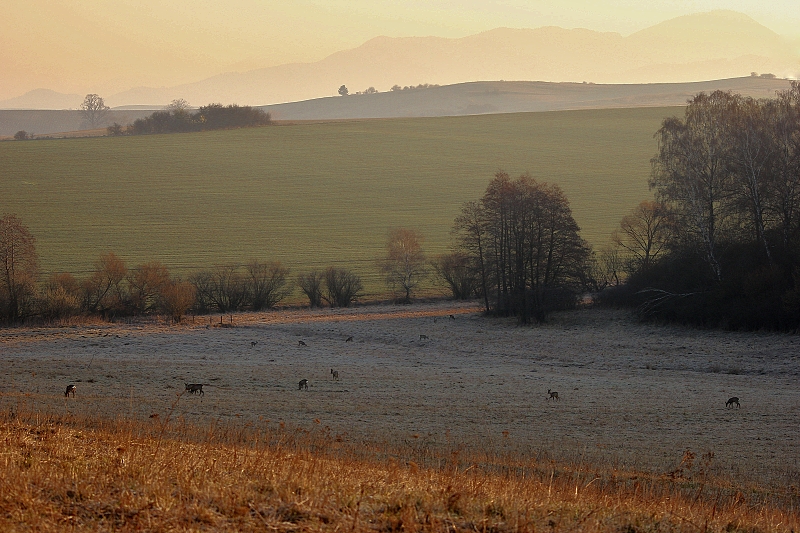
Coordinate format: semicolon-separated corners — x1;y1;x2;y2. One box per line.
59;314;743;410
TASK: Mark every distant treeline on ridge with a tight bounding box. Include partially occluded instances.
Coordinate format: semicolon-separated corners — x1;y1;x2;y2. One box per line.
108;102;271;136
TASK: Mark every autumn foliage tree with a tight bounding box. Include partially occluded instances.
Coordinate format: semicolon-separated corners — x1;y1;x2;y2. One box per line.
380;228;427;303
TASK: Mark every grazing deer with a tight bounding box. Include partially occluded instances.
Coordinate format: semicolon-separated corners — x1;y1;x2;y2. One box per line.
185;383;205;396
65;384;76;398
298;379;309;390
298;340;307;346
419;334;428;340
345;336;353;342
250;341;258;347
331;369;340;381
449;314;456;320
548;389;559;401
726;397;740;408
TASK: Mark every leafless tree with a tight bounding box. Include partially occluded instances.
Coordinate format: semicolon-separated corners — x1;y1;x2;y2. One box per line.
80;94;110;128
165;99;191;112
127;262;170;315
432;252;479;300
613;200;675;274
650;91;739;282
456;172;590;323
246;260;291;310
381;228;427;303
189;265;248;313
0;214;38;322
323;267;363;308
453;200;491;311
82;252;127;317
297;270;324;308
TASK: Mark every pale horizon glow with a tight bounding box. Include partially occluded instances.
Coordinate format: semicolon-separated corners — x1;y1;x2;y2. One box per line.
1;0;799;102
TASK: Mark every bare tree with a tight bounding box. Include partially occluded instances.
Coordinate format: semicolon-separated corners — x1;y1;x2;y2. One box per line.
323;267;363;307
454;172;590;322
80;94;110;128
165;99;191;112
650;91;738;282
246;260;291;310
127;262;171;315
189;265;248;313
82;252;127;317
0;214;38;322
612;200;674;274
432;252;479;300
297;270;324;308
381;228;427;303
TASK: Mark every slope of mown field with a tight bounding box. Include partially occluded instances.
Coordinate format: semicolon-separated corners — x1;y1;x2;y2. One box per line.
0;107;671;295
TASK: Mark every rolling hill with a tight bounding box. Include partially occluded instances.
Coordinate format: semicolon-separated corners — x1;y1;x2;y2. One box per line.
0;107;668;294
1;77;793;137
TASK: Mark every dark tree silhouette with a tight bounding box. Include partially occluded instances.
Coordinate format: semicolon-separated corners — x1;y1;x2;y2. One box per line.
80;94;110;128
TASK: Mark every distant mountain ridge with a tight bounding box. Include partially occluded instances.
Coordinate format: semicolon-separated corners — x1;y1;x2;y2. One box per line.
105;10;798;108
1;10;797;110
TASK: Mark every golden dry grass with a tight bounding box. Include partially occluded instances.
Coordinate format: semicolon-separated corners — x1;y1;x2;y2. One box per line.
1;403;797;532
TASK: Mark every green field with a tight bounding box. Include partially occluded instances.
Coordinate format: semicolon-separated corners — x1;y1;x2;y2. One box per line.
0;107;677;296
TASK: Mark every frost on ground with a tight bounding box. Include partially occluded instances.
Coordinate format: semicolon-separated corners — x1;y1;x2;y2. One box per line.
1;301;798;486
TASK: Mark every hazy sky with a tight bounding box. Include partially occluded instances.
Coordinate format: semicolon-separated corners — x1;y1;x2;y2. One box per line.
2;0;799;100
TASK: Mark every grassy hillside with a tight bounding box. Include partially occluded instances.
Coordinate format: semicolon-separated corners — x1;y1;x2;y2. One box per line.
2;408;795;532
0;107;672;295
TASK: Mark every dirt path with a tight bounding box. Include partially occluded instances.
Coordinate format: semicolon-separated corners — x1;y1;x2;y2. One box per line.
1;301;798;486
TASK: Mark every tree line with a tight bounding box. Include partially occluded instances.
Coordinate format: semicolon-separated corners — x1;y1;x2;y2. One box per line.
606;83;800;330
110;100;272;136
0;215;458;324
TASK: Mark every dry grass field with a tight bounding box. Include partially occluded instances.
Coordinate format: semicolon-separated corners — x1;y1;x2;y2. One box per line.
0;107;669;295
2;302;798;486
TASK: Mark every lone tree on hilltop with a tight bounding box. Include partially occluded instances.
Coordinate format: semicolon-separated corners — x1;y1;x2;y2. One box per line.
80;94;110;128
338;85;349;96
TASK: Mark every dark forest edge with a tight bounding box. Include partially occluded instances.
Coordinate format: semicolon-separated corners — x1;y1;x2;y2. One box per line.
598;82;800;330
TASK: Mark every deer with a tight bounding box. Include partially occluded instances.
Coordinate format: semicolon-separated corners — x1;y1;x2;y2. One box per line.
65;384;76;398
185;383;206;396
449;314;456;320
298;340;307;346
419;334;428;340
548;389;559;401
726;397;740;408
298;379;309;390
345;336;353;342
250;341;258;347
331;369;340;381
